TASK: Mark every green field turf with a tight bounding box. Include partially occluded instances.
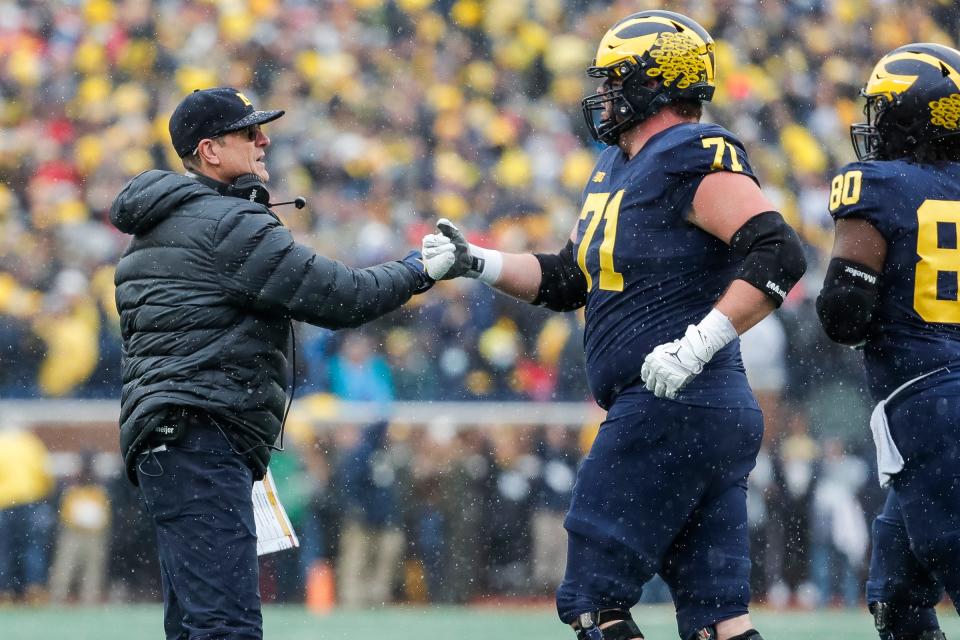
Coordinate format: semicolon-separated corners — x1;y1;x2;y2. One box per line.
1;603;958;639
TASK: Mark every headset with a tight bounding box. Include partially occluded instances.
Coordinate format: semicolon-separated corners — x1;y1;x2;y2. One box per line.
193;172;306;210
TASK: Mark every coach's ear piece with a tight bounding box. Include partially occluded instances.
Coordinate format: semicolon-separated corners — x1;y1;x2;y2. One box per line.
225;174;271;206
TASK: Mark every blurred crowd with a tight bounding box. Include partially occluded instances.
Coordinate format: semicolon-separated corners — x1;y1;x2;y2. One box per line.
0;0;958;610
0;398;880;610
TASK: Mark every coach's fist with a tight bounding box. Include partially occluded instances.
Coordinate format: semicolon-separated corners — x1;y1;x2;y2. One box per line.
420;232;457;280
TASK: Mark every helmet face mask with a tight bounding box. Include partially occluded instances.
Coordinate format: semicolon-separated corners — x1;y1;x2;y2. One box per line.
850;93;898;161
851;43;960;162
582;60;659;146
581;10;716;146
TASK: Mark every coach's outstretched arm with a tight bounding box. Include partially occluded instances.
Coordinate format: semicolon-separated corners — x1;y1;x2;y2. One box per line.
212;205;455;330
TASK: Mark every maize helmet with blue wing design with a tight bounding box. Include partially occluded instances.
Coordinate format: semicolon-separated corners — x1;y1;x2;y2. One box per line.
581;10;716;146
852;42;960;160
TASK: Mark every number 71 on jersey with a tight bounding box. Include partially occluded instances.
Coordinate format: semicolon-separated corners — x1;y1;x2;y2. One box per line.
577;190;625;292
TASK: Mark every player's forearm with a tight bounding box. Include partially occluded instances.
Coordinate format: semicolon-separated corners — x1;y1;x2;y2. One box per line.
641;278;775;400
488;252;542;303
474;241;586;311
714;279;777;334
433;218;567;304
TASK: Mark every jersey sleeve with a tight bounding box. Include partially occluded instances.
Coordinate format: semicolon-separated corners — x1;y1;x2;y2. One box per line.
673;125;759;186
827;162;900;240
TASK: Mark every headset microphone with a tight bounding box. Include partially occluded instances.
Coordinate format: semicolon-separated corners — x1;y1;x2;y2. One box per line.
269;197;307;209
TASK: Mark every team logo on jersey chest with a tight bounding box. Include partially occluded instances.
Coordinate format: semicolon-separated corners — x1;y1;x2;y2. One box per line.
592;171;606;183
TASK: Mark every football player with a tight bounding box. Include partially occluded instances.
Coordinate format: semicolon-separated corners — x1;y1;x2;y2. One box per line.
424;10;805;640
817;43;960;640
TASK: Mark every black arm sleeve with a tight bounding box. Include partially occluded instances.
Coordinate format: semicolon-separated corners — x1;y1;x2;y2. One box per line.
532;240;588;312
215;207;421;329
729;211;807;306
816;257;881;345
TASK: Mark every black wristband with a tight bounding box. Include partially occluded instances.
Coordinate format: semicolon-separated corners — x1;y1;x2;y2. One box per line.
533;240;588;312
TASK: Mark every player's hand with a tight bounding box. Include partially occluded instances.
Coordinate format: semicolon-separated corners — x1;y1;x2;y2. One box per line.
420;233;457;280
435;218;476;280
640;324;718;399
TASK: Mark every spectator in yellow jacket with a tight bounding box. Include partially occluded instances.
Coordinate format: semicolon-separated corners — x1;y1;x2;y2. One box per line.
0;428;55;602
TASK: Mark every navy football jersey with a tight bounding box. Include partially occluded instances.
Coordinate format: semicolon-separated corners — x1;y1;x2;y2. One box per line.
574;122;759;410
829;159;960;400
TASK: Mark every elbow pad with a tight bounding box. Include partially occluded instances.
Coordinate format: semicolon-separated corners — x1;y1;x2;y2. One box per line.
816;257;881;345
729;211;807;306
533;240;588;312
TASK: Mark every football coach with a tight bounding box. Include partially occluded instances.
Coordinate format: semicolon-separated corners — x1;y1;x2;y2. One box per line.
108;88;455;639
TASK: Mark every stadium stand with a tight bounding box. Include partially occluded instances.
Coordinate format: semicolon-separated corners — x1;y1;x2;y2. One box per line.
1;0;955;608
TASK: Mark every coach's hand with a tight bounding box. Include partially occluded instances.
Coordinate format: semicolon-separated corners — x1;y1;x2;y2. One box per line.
420;233;457;280
641;325;716;399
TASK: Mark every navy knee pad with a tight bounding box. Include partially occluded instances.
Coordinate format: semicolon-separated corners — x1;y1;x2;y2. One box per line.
571;610;644;640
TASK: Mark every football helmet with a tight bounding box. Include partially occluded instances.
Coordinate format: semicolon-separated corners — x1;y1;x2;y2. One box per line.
852;42;960;160
581;10;716;145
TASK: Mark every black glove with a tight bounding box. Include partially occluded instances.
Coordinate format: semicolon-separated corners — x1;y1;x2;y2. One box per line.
436;218;479;280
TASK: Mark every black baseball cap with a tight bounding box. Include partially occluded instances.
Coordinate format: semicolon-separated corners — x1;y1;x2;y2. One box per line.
169;87;285;158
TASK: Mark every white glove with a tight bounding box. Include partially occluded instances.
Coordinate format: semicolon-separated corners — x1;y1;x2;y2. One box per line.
640;309;738;400
421;233;456;280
